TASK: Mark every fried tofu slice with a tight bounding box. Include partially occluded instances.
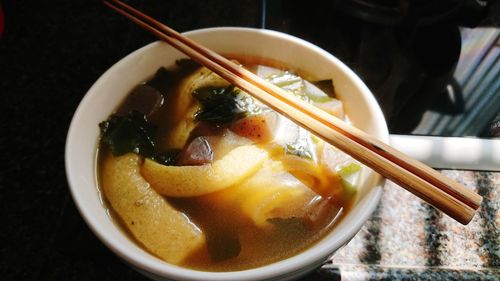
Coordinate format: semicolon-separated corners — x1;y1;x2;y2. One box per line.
142;145;268;197
203;159;318;227
101;153;205;264
230;112;278;143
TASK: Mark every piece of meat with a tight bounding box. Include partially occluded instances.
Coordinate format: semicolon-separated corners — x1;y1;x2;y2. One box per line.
229;112;278;143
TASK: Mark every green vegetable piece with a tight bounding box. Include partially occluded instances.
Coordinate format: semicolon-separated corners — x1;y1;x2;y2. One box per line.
337;162;361;200
267;72;305;98
99;111;156;157
337;162;361;178
206;232;241;262
267;72;303;89
267;72;335;103
193;86;248;123
267;217;308;234
308;95;332;103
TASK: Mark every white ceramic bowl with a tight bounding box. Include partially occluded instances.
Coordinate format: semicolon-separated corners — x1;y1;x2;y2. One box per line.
65;27;388;281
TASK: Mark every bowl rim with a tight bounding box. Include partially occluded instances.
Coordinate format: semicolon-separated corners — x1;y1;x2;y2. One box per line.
65;26;388;281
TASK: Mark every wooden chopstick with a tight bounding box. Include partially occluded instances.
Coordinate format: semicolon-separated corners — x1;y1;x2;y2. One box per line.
106;0;483;212
104;0;482;224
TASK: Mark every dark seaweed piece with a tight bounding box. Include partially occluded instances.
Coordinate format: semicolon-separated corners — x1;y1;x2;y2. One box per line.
312;79;335;98
146;67;173;94
193;86;248;123
206;232;241;262
151;149;182;166
175;58;201;70
267;217;308;235
99;111;156;157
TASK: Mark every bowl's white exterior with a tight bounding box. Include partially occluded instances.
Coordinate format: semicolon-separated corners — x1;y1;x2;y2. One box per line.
65;27;388;281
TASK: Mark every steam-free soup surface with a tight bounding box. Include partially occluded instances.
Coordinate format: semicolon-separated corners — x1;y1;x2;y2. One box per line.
98;58;361;271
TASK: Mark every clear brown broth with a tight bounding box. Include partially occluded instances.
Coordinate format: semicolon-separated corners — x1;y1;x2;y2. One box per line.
97;58;353;271
170;195;349;271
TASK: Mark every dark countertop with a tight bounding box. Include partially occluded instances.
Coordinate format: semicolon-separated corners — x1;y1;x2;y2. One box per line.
0;1;498;280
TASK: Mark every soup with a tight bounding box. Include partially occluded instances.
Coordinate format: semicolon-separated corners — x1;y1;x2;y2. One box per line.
97;58;362;271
